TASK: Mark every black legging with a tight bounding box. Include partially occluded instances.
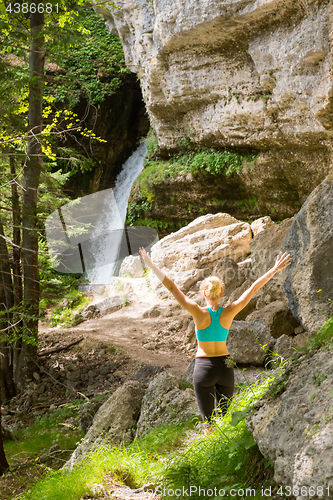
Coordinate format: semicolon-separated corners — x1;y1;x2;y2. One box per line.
193;355;234;428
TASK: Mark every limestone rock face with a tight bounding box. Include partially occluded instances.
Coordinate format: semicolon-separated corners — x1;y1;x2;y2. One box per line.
66;380;145;469
97;0;332;219
251;216;274;237
247;349;333;494
284;174;333;333
136;371;200;438
249;217;294;307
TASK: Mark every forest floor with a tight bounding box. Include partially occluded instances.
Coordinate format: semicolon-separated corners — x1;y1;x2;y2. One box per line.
1;286;195;499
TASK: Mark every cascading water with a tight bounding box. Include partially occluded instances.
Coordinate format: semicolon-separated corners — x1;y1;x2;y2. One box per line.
86;142;147;285
46;143;151;286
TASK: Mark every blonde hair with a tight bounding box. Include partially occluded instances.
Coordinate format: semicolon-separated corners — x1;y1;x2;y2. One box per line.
203;276;224;300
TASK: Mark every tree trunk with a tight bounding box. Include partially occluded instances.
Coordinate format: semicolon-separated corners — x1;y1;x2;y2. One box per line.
0;357;9;475
0;222;15;400
0;250;10;473
17;11;45;391
10;156;23;391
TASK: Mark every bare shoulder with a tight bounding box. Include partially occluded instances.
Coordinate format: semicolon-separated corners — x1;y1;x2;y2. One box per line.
221;302;237;319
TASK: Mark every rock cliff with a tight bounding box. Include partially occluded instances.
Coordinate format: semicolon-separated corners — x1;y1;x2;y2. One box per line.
97;0;332;219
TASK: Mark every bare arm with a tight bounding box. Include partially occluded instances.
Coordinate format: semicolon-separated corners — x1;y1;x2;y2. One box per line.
139;247;201;317
226;253;291;319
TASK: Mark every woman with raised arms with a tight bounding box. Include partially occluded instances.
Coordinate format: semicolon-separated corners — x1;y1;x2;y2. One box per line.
139;247;291;434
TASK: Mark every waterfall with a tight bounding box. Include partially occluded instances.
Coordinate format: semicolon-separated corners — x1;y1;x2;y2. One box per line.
86;142;147;285
46;143;148;286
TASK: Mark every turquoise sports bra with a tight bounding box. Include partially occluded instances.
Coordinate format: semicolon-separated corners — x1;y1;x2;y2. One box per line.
195;307;229;342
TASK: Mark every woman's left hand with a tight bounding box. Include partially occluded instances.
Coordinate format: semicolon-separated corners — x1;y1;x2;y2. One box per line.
139;247;153;267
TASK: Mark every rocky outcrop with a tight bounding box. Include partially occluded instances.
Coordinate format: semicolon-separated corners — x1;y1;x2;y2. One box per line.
150;213;252;297
136;371;200;438
97;0;333;219
284;174;333;333
66;380;145;469
246;348;333;497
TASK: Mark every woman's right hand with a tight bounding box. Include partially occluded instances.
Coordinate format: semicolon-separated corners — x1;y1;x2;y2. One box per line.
139;247;153;267
273;252;291;273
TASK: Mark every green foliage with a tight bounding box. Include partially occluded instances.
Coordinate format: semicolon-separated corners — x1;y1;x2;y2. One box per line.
176;148;257;176
178;379;194;390
47;9;129;108
162;376;276;499
126;200;153;225
4;402;85;480
49;290;89;327
235;197;258;213
16;373;281;500
17;421;194;500
145;127;159;159
313;372;327;386
131;147;258;207
309;316;333;351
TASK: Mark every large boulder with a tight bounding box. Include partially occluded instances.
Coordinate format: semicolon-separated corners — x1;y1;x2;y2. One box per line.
247;300;299;339
246;349;333;494
136;371;200;438
151;213;251;271
150;213;252;298
66;380;145;469
284;175;333;333
119;255;145;278
227;319;275;365
95;295;124;315
249;217;294;307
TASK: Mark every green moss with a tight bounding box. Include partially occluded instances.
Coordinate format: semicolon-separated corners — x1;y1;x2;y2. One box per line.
132;147;257;205
145;127;159;159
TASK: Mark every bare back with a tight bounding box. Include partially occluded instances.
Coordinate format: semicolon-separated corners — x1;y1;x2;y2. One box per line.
193;305;234;357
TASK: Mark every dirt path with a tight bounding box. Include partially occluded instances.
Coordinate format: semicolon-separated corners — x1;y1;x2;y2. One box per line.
39;281;194;381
